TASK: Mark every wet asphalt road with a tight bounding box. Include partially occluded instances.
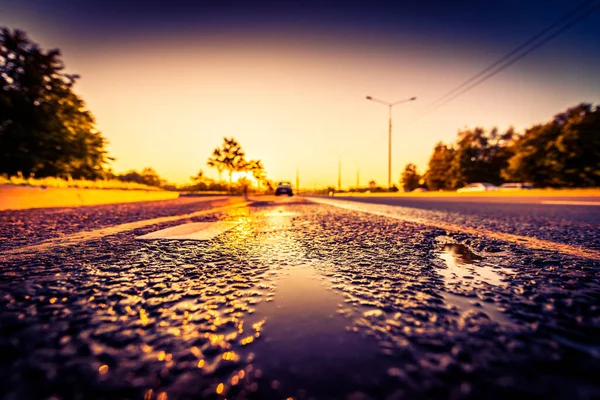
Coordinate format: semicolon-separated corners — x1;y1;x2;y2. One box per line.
326;195;600;251
1;196;599;400
0;196;238;252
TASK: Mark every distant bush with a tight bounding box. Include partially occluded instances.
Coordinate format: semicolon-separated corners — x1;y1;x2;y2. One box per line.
0;173;162;191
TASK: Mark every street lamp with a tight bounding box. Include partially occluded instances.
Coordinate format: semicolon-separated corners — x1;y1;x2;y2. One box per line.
366;95;417;189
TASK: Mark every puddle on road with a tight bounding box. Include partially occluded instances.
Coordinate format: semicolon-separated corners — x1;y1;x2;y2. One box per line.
135;221;240;241
259;207;302;234
441;292;515;327
437;240;515;327
263;208;299;218
438;243;505;286
246;264;393;399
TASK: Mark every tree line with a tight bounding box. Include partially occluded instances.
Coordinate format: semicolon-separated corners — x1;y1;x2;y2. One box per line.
0;28;173;188
0;28;110;180
0;28;267;192
3;28;597;192
401;103;600;191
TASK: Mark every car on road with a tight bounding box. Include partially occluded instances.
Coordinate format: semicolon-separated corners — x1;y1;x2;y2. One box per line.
412;187;428;192
456;182;499;193
499;182;533;190
275;181;294;196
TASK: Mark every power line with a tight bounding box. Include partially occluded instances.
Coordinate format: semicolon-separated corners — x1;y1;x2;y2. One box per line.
427;4;600;113
408;0;600;123
415;0;596;116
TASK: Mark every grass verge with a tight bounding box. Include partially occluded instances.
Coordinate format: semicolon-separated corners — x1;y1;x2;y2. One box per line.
0;175;161;191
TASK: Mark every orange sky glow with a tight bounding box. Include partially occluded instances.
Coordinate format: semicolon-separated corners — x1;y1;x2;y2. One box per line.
4;8;600;188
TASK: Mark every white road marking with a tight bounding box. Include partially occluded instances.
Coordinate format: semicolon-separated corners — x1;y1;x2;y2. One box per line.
135;221;239;241
309;197;600;261
541;200;600;206
1;200;249;260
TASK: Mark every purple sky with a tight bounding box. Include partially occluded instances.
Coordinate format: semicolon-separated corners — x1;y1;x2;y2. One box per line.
3;0;600;186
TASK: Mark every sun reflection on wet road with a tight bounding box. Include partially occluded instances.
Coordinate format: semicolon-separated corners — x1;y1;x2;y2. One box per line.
438;243;505;287
245;206;395;399
436;239;515;327
2;199;599;399
247;262;395;398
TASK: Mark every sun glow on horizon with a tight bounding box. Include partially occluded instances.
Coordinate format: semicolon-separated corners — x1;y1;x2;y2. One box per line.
231;171;259;185
6;10;599;189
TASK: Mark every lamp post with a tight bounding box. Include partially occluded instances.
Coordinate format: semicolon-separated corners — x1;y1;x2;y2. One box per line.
366;95;416;189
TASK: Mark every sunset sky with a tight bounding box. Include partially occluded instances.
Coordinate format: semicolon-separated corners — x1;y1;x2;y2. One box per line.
3;0;600;187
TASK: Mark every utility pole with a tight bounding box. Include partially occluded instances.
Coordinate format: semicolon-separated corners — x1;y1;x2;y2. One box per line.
329;151;351;192
366;95;417;189
356;167;360;190
338;158;341;192
296;169;300;194
388;105;392;189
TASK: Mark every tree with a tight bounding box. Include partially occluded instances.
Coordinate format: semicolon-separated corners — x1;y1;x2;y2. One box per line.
189;169;210;191
451;127;515;188
207;137;248;192
424;142;456;191
222;137;248;190
247;159;265;190
401;163;421;192
503;104;600;187
207;148;225;182
190;169;204;184
118;171;144;184
190;168;210;190
0;28;110;179
118;168;162;187
140;167;161;187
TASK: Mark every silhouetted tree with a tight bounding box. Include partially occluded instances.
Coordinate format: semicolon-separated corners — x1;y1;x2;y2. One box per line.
190;169;205;184
424;142;456;191
451;127;515;187
207;148;225;181
0;28;110;178
141;167;161;187
401;163;421;191
207;137;249;191
223;138;248;188
118;171;144;184
503;104;600;187
247;159;265;190
118;168;162;187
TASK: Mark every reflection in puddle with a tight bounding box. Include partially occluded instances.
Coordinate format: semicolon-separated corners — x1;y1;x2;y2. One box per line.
439;243;504;286
441;292;515;327
552;334;600;358
248;264;392;398
260;207;300;233
438;242;515;327
264;208;298;217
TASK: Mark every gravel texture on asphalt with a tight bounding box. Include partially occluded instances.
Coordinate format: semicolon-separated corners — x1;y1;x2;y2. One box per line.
0;197;235;252
0;201;599;400
328;196;600;251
